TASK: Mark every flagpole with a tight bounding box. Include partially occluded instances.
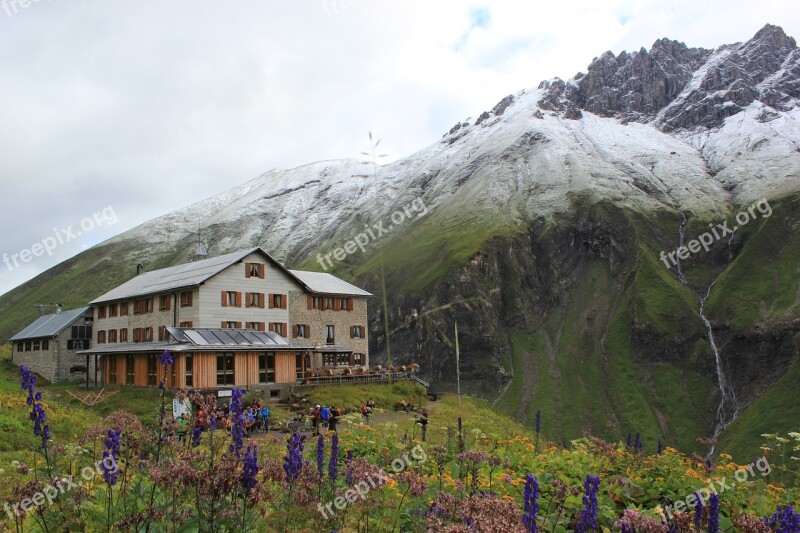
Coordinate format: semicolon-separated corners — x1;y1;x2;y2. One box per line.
455;320;461;406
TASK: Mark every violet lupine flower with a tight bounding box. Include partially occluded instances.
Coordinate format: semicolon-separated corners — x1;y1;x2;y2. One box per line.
575;474;600;532
535;410;541;435
767;505;800;533
241;444;259;496
229;388;245;454
634;433;642;453
159;349;174;367
522;474;539;533
708;493;720;533
457;417;462;433
694;492;704;530
283;432;305;484
657;439;663;455
345;449;354;486
316;434;325;479
102;429;121;486
20;366;49;448
625;433;632;448
328;432;339;482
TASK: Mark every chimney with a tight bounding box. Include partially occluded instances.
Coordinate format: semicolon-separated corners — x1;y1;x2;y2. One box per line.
55;304;62;314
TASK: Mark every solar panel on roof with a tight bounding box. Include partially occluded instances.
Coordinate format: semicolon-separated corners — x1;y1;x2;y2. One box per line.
200;330;225;344
228;331;251;345
185;330;210;345
215;330;238;345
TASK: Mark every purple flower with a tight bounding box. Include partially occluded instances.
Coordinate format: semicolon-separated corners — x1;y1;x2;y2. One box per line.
535;410;541;435
694;492;704;530
522;474;539;533
316;434;325;479
229;388;246;454
20;365;49;448
708;493;720;533
457;416;462;433
283;433;305;484
657;439;663;455
241;444;259;496
102;429;121;486
159;349;174;367
767;505;800;533
575;474;600;532
345;449;354;486
328;432;339;482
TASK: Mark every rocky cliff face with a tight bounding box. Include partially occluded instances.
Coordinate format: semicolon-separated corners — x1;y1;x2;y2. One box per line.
538;24;799;131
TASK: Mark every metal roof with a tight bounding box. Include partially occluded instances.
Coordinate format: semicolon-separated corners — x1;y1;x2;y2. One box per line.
10;306;92;341
289;270;373;297
90;248;269;303
90;247;371;303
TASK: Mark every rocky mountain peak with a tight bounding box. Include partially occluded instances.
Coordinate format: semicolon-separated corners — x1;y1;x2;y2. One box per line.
534;24;798;131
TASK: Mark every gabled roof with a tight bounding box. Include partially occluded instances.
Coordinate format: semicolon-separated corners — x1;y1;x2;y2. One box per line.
289;270;373;297
90;246;372;304
90;248;278;304
10;306;92;341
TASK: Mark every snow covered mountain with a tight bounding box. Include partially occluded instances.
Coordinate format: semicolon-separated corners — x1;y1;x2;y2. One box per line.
2;24;799;458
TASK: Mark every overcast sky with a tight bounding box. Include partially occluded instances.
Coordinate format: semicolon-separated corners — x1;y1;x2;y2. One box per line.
0;0;797;296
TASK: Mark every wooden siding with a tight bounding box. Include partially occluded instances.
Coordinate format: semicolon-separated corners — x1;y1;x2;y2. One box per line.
275;351;295;384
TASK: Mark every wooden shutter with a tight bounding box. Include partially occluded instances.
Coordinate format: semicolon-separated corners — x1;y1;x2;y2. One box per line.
282;323;287;337
307;296;312;310
259;265;265;279
281;295;287;309
236;322;242;329
350;326;355;338
235;292;242;307
334;298;340;311
259;322;265;332
221;321;227;328
347;298;353;311
268;294;274;309
245;263;251;278
221;291;228;307
259;293;265;308
304;325;310;338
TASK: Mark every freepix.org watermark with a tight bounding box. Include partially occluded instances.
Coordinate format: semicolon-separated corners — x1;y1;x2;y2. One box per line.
315;198;427;271
4;456;119;520
2;0;50;17
3;206;117;273
321;0;359;18
662;456;771;518
317;445;427;519
659;199;772;269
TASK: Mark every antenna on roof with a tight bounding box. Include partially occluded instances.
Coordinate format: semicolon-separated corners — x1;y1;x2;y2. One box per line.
136;263;144;275
188;228;208;260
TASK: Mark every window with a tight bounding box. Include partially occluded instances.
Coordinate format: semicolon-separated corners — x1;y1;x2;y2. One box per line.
119;328;128;342
119;302;129;316
147;354;157;386
158;326;169;341
337;353;350;366
259;353;275;383
109;304;118;317
108;355;117;384
180;291;193;307
353;353;364;365
245;262;265;279
16;343;21;353
32;340;40;351
126;354;135;385
134;298;153;314
144;327;153;342
351;325;364;339
269;322;287;337
296;352;304;380
133;328;153;343
245;322;265;331
293;324;309;338
324;297;334;310
246;292;264;308
159;295;171;311
108;330;117;343
42;340;49;350
326;325;335;345
185;355;193;387
221;291;241;307
339;297;349;310
269;294;286;309
97;330;106;344
98;305;107;319
308;296;322;310
216;353;234;386
179;321;193;328
71;325;92;339
221;321;242;329
322;353;336;366
25;341;31;352
67;339;89;349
